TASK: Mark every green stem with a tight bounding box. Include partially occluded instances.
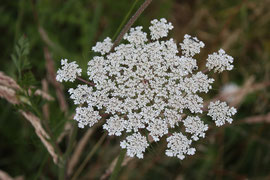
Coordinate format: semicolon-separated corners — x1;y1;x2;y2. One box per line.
59;123;78;180
109;149;127;180
34;153;49;180
112;0;140;41
111;0;153;51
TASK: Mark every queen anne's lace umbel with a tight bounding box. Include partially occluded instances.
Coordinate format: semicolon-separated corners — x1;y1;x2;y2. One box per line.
56;18;237;160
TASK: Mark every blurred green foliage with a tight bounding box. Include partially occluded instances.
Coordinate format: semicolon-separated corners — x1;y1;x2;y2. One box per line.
0;0;270;179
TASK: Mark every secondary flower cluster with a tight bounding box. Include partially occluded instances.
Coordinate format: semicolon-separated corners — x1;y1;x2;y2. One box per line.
56;18;237;160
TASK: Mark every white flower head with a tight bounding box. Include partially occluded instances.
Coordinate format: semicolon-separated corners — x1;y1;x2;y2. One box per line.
92;37;113;55
56;59;82;82
149;18;173;40
183;116;208;141
207;100;237;126
74;107;100;128
120;133;149;159
166;132;196;160
180;34;205;57
57;18;237;160
206;49;234;73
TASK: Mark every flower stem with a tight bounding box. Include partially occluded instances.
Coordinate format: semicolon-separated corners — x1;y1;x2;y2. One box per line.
112;0;140;41
111;0;153;51
202;68;209;74
76;77;95;86
109;149;127;180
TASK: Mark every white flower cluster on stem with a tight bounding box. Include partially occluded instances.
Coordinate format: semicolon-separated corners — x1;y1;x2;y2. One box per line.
207;100;237;127
74;107;101;128
56;18;237;160
120;133;149;159
56;59;82;82
166;132;196;160
206;49;234;73
183;116;208;141
149;18;173;40
92;37;113;55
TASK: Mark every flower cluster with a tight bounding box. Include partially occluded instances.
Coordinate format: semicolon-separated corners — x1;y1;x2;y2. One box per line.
56;18;237;160
166;132;196;160
206;49;234;73
92;37;113;55
207;100;237;127
74;107;101;128
56;59;81;82
183;116;208;141
120;133;149;159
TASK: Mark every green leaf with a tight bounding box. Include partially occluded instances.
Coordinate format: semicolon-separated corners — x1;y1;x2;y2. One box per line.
11;35;30;80
19;71;37;88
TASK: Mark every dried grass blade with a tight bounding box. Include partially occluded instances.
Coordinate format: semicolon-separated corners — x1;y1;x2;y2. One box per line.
21;111;60;164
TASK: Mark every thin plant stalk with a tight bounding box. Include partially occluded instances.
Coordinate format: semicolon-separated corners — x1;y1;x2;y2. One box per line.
71;133;107;180
112;0;140;41
34;153;49;180
76;77;95;86
111;0;153;51
59;123;78;180
109;149;127;180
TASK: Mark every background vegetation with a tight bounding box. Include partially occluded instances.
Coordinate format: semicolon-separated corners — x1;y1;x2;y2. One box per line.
0;0;270;179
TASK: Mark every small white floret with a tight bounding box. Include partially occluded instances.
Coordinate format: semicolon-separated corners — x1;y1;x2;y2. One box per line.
206;49;234;73
149;18;173;40
68;85;92;105
125;113;145;132
166;132;196;160
56;59;82;82
182;72;214;94
207;100;237;126
180;34;205;57
124;26;147;46
120;133;149;159
147;118;169;142
183;116;208;141
74;107;100;128
103;116;126;136
92;37;113;55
